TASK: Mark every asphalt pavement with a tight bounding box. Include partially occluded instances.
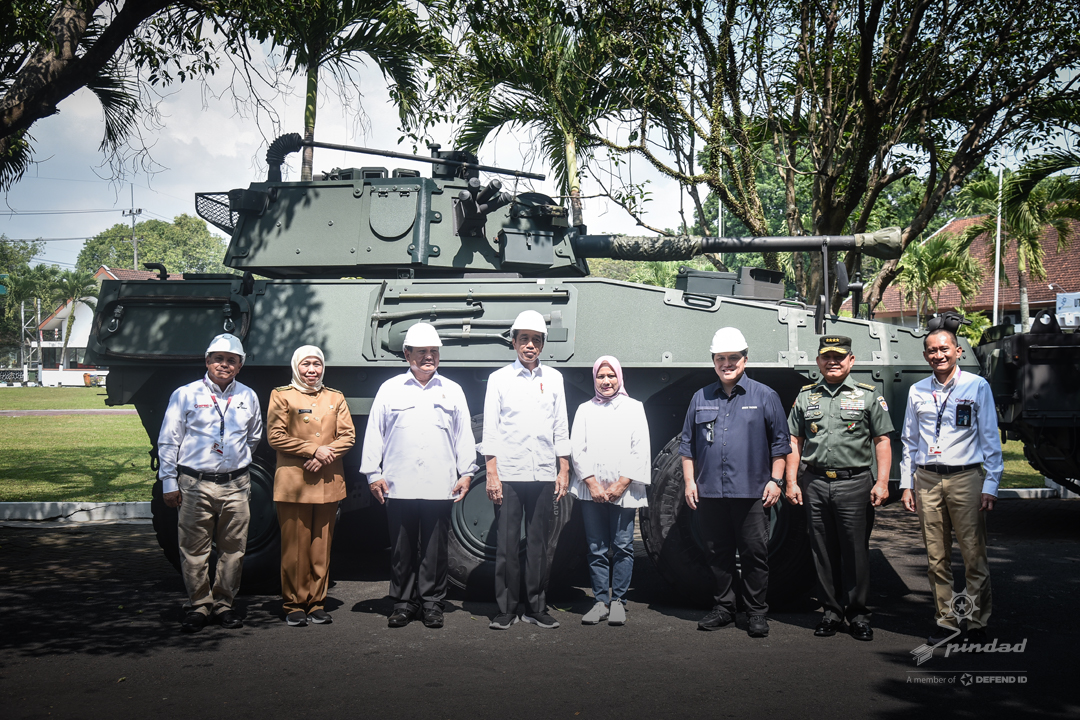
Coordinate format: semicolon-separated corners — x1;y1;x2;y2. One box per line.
1;500;1077;720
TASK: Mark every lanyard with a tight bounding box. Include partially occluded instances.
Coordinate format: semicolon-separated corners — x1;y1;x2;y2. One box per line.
931;370;960;440
204;379;233;442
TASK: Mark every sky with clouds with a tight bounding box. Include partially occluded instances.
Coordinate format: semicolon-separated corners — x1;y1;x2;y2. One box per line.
2;56;684;272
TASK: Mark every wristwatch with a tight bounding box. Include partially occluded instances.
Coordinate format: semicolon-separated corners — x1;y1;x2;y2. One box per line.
771;477;786;490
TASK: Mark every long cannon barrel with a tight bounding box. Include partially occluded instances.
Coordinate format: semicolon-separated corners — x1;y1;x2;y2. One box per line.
572;227;902;261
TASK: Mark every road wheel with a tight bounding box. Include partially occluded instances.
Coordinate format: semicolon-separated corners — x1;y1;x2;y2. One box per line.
447;415;585;599
150;458;281;591
639;435;814;609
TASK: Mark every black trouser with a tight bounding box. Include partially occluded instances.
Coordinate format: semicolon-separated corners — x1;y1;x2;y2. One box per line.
801;470;874;623
494;481;554;615
697;497;769;615
386;498;452;612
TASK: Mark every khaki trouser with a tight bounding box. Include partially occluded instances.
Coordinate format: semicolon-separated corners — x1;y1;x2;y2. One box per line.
178;470;251;617
915;466;992;629
278;501;338;613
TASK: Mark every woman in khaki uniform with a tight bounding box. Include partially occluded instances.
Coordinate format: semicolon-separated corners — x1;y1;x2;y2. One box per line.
267;345;355;626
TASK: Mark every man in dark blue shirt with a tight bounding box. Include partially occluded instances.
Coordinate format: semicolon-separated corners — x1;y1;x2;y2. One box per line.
680;327;791;637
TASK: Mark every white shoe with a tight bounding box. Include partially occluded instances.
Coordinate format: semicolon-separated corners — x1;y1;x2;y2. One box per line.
608;600;626;626
581;602;609;625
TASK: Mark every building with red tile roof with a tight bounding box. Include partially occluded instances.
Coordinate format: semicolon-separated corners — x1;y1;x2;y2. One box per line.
849;217;1080;327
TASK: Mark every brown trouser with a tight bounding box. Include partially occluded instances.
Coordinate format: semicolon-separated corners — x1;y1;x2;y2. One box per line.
278;501;338;613
915;466;992;629
178;470;251;617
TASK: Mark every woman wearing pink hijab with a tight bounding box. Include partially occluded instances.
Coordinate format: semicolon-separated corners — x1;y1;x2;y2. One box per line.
569;355;651;625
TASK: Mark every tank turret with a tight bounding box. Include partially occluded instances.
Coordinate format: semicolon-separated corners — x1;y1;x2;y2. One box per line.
195;134;901;280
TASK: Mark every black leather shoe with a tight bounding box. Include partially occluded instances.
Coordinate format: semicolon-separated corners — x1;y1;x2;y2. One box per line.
814;618;843;637
286;611;308;627
747;614;770;638
850;621;873;641
964;627;988;643
388;608;415;628
697;608;735;631
181;612;206;633
217;610;243;629
422;607;444;629
928;624;960;644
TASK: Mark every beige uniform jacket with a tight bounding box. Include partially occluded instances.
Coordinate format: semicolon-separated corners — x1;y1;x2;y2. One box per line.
267;386;356;504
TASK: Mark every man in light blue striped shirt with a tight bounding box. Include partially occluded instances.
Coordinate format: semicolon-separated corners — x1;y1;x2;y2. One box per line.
900;328;1002;644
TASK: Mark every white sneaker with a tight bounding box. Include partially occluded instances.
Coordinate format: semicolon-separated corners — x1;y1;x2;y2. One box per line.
581;602;609;625
608;599;626;626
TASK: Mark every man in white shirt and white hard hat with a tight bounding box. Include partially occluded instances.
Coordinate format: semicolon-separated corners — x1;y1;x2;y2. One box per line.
361;322;476;629
482;310;571;630
158;333;264;633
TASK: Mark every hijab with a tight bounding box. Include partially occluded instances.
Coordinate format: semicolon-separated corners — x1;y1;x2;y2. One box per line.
592;355;629;404
290;345;325;394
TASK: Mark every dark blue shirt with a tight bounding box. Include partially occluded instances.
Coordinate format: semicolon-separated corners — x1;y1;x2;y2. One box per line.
679;374;791;498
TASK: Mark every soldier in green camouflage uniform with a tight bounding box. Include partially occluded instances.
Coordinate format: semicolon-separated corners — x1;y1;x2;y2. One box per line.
784;336;893;642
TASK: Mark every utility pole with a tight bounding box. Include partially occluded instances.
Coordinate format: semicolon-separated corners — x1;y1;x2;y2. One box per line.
122;184;142;270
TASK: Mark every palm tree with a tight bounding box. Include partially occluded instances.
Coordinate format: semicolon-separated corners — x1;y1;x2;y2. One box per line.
1;264;59;374
958;151;1080;328
52;270;99;369
895;235;983;326
254;0;449;180
456;24;635;227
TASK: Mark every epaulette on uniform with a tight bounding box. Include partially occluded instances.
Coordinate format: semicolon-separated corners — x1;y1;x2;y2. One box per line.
323;386;341;394
274;385;292;392
800;383;816;391
856;382;877;391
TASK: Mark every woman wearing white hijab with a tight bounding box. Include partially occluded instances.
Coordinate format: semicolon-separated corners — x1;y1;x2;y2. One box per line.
267;345;356;626
570;355;651;626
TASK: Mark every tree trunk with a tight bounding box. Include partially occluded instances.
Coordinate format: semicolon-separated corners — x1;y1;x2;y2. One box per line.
61;304;76;370
564;134;583;228
301;60;318;182
1018;267;1030;330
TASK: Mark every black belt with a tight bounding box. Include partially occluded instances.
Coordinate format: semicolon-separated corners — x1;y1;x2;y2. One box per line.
804;465;871;480
917;463;981;475
178;465;250;483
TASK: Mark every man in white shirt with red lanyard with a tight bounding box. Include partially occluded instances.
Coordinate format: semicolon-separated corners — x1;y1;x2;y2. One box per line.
159;333;263;633
361;323;475;630
482;310;571;630
900;320;1002;646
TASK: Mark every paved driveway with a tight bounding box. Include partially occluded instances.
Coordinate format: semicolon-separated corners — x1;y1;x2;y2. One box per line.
1;500;1077;719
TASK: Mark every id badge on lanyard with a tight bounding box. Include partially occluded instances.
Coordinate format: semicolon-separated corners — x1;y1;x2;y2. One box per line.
204;380;232;456
929;370;960;456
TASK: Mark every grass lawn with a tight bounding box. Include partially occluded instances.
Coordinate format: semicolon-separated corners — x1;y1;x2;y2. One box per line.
0;387;125;411
0;415;154;502
999;439;1046;489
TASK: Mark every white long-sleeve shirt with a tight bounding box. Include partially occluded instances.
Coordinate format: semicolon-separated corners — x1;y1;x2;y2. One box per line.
480;359;571;482
157;374;264;493
360;371;477;499
569;395;651;508
900;369;1004;496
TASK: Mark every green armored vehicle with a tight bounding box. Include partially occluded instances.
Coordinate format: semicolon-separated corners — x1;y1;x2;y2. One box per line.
87;134;953;605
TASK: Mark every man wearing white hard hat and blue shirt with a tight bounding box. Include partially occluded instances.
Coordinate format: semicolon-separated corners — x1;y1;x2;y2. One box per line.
680;327;790;637
481;310;571;630
159;333;263;633
361;322;476;629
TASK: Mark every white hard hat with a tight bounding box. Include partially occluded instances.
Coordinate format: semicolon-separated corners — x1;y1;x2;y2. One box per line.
511;310;547;335
709;327;748;354
403;322;442;348
205;333;246;361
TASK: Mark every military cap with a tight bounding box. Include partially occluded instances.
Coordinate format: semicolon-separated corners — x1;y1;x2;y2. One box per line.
818;335;852;355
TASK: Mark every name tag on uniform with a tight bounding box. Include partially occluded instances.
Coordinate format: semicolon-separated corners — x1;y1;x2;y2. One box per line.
298;409;312;414
956;404;972;427
806;404;819;412
195;403;210;408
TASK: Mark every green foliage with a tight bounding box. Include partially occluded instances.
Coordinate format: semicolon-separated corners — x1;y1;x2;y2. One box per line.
955;309;992;345
627;258;715;288
76;215;231;275
896;235;983;324
53;270;99;368
958;151;1080;325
